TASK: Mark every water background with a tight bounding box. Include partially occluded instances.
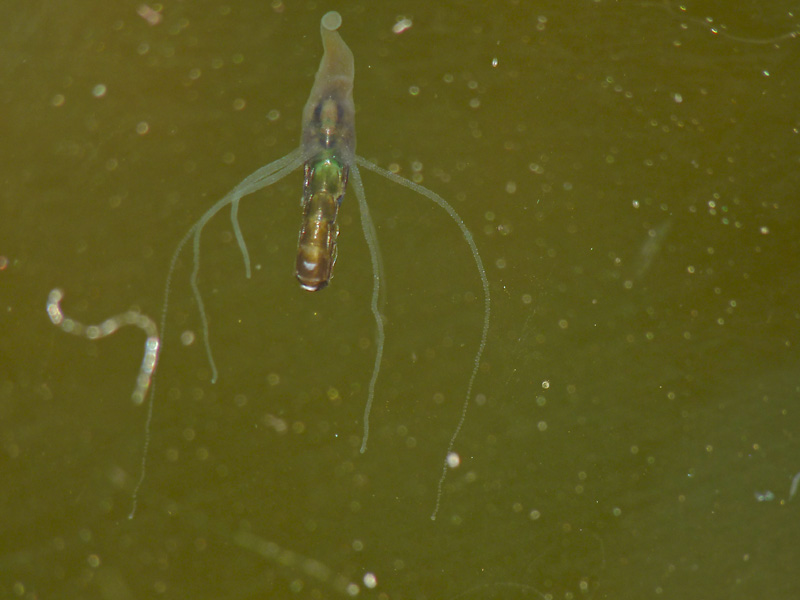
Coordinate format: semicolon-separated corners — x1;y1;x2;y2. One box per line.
1;1;799;598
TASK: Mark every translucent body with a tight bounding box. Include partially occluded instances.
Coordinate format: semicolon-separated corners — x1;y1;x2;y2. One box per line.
63;10;492;520
296;13;356;290
301;13;355;164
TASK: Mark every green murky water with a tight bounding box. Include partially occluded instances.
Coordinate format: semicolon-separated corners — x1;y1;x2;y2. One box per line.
2;1;799;598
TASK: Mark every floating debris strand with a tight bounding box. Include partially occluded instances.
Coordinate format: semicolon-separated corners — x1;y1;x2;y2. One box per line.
46;288;160;405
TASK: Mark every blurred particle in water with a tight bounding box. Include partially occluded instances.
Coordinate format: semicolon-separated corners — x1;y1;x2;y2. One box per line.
363;572;377;589
790;471;800;500
635;218;673;280
137;4;162;26
393;17;413;35
263;414;288;434
446;452;461;468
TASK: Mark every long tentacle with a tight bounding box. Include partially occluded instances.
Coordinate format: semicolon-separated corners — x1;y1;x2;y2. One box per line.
130;148;306;518
355;156;491;520
349;164;385;454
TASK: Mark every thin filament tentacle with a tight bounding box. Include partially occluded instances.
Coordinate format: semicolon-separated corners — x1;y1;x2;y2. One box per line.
187;149;306;383
350;164;385;454
129;147;306;517
355;156;491;520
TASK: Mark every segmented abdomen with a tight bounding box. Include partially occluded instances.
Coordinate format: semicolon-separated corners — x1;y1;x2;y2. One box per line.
295;157;348;291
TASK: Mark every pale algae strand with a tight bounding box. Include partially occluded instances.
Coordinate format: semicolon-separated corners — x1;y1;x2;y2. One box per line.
46;288;160;406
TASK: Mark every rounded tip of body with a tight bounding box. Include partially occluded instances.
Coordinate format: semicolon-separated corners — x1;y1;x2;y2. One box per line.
296;246;333;292
297;272;330;292
321;11;342;32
